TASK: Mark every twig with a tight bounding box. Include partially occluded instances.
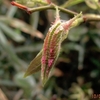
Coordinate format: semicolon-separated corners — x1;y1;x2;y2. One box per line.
83;14;100;21
28;5;100;21
11;1;100;21
27;4;78;15
11;1;77;15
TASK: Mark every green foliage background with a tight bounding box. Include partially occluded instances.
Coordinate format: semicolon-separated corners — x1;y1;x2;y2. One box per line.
0;0;100;100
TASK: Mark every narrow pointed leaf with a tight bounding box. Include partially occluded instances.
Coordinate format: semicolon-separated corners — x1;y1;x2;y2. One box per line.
24;50;42;77
0;29;27;70
0;22;25;42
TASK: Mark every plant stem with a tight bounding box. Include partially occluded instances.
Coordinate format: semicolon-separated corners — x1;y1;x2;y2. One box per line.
27;5;100;21
83;14;100;21
27;4;77;15
11;2;100;21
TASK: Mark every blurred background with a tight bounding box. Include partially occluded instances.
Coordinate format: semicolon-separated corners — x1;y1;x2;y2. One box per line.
0;0;100;100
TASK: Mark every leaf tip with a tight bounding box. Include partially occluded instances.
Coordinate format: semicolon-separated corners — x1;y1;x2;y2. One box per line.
41;74;49;86
42;79;47;87
23;72;28;78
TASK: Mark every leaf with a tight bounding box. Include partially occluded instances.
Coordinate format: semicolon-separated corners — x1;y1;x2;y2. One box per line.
92;35;100;48
85;0;98;9
61;0;84;8
15;43;42;53
6;6;17;17
0;29;27;71
0;16;44;39
24;50;42;77
89;31;100;48
0;22;25;42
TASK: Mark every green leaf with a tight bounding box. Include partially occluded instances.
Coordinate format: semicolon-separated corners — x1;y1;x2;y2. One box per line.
6;6;17;17
0;22;25;42
85;0;98;9
0;29;27;71
91;35;100;48
61;0;84;8
24;50;42;77
0;16;44;39
15;43;42;53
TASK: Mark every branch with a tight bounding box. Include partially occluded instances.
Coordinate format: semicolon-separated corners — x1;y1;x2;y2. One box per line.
83;14;100;21
11;1;77;15
11;1;100;21
27;4;77;15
